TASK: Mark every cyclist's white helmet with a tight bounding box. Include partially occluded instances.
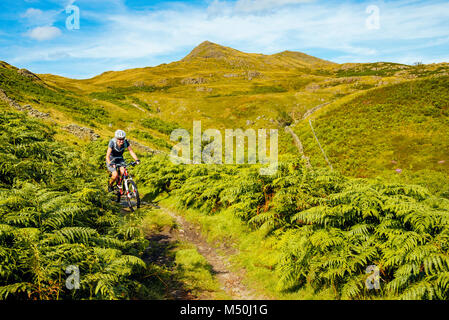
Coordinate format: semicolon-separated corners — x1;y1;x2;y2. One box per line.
115;129;126;139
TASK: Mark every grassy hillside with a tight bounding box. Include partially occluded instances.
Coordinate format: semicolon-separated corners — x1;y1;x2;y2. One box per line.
2;41;449;195
293;76;449;197
2;41;449;189
38;41;441;133
0;61;176;152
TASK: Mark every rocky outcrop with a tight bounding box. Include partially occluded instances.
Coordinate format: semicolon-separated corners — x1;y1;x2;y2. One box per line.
0;89;49;119
223;73;240;78
127;139;164;155
247;70;261;80
181;77;207;85
17;69;41;81
0;88;21;109
20;104;50;119
63;124;100;141
132;81;146;87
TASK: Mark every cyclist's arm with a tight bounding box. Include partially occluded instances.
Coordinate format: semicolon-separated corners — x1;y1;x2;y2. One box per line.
127;146;139;162
106;147;113;165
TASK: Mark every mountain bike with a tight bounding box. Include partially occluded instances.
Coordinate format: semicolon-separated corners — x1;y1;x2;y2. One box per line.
112;161;140;212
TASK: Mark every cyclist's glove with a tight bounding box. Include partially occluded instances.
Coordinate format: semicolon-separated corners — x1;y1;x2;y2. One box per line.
136;160;141;165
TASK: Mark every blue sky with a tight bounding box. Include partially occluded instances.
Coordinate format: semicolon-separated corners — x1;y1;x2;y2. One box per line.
1;0;449;79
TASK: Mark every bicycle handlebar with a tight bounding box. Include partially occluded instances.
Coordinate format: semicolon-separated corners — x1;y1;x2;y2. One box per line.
115;161;138;168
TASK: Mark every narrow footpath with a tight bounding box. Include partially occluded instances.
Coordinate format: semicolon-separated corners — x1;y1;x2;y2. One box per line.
138;202;270;300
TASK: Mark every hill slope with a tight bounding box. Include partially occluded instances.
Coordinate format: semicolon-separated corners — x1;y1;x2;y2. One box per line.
292;75;449;196
1;41;449;192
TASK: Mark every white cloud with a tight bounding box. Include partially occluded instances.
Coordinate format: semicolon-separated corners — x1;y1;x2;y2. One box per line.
21;8;61;26
21;7;65;41
9;0;449;77
22;8;43;17
28;26;62;41
234;0;315;13
77;3;378;60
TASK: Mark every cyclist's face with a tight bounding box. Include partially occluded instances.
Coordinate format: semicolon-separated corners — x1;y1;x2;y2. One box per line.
117;138;124;146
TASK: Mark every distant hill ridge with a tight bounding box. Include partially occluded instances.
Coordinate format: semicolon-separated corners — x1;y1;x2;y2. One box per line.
182;40;336;67
51;41;337;84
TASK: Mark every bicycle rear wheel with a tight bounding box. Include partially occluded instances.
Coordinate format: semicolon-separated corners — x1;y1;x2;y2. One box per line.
125;180;140;212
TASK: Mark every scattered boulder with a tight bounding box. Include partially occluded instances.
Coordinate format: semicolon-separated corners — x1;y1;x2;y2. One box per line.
0;89;21;109
223;73;239;78
321;77;361;87
181;77;207;85
22;105;50;119
133;81;146;87
0;89;49;118
340;77;360;84
63;124;100;141
247;70;261;80
127;139;163;155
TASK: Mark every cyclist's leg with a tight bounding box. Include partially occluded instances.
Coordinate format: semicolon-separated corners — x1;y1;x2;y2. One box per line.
107;162;118;188
116;159;126;178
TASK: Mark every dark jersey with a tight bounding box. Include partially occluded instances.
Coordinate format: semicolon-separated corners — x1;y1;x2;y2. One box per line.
108;138;130;163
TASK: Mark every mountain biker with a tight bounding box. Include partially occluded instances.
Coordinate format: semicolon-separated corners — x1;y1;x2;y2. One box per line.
106;129;140;192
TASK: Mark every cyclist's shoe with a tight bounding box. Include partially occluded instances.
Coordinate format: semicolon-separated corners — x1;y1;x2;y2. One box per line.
108;184;114;192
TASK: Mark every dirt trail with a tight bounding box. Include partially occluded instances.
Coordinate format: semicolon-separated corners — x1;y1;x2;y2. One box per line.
142;203;270;300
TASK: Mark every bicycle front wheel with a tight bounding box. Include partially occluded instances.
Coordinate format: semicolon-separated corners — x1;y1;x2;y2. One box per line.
124;180;140;212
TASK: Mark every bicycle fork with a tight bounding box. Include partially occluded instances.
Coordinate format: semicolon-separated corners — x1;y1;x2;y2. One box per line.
118;176;132;199
123;179;130;198
115;170;137;202
123;179;137;199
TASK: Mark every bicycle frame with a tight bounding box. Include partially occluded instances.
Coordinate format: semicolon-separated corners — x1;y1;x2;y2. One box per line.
110;161;140;211
114;163;136;199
